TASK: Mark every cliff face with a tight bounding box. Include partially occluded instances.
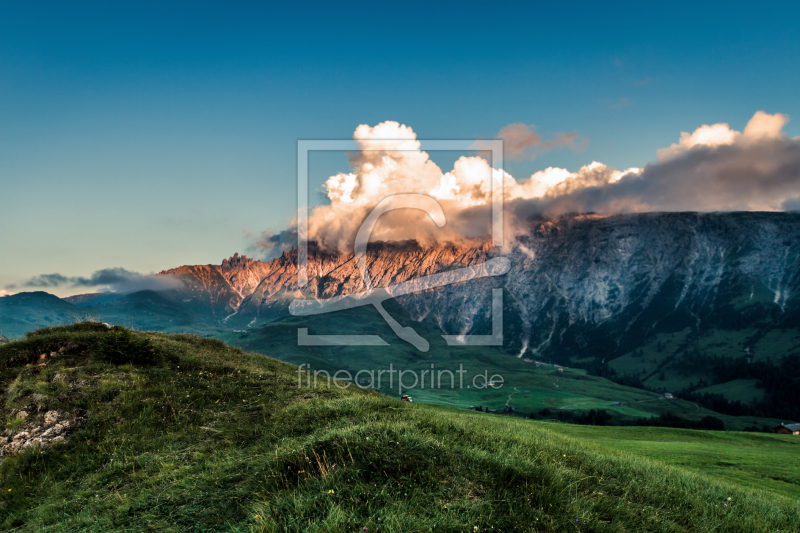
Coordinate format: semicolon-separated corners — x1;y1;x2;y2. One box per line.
157;212;800;357
495;212;800;359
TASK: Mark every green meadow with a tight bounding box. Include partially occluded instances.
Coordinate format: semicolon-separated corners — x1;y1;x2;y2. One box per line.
534;422;800;500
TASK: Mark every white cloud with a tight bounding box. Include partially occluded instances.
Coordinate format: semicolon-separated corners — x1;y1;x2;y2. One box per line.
256;111;800;256
656;111;789;161
657;123;739;161
743;110;789;140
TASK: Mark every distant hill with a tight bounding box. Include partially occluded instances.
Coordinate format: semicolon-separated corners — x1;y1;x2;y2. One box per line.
0;292;82;338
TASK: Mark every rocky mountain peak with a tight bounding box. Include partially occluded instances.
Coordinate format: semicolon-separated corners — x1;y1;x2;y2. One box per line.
221;252;258;273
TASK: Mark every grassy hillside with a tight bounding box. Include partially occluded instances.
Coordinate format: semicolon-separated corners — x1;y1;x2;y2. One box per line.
536;423;800;500
0;324;798;531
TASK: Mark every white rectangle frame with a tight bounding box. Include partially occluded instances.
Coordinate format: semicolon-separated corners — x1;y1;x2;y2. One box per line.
296;139;504;287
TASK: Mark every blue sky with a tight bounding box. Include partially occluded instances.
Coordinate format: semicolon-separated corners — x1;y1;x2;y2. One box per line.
2;1;799;295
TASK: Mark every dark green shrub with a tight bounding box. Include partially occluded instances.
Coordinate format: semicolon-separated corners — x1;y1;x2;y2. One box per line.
0;333;96;369
0;322;119;368
25;321;115;339
96;328;161;366
173;334;227;351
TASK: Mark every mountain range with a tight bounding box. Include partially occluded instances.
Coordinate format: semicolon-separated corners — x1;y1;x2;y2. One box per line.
3;211;799;424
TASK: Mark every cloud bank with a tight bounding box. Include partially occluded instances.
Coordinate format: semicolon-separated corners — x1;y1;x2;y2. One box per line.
7;268;184;294
253;112;800;257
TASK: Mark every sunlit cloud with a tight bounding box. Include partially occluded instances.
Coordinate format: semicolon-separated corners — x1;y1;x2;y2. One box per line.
253;111;800;257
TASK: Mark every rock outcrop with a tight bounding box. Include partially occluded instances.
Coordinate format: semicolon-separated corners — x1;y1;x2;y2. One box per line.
1;410;76;456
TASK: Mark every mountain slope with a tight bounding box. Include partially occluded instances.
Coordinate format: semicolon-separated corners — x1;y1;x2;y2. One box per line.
158;213;800;366
158;213;800;357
